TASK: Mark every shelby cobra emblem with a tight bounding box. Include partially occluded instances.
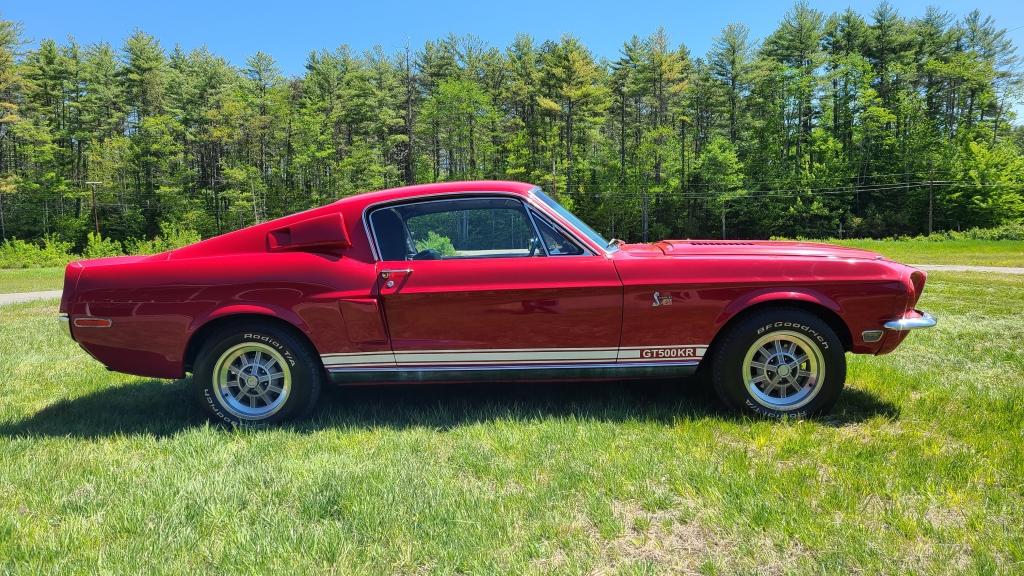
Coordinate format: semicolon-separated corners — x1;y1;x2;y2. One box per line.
652;291;673;307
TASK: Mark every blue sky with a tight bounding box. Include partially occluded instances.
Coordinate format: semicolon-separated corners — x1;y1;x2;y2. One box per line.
4;0;1023;74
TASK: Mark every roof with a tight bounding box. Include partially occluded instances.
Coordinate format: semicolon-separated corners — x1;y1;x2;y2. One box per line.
166;181;540;262
334;180;537;209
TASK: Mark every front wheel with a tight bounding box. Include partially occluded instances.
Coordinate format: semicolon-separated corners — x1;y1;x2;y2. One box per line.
194;322;323;426
709;308;846;418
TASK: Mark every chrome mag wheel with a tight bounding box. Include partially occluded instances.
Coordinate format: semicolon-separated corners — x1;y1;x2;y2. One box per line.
742;330;825;411
212;342;292;420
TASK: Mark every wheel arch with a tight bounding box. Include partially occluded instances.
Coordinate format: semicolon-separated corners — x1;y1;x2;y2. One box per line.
709;297;854;359
184;312;321;374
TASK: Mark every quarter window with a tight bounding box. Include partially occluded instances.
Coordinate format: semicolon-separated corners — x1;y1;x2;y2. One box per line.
532;212;586;256
370;197;543;261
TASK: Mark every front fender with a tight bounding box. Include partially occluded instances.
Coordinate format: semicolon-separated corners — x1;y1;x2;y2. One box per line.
715;288;843;328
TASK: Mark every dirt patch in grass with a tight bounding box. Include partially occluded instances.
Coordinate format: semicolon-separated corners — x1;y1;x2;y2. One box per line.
579;500;807;575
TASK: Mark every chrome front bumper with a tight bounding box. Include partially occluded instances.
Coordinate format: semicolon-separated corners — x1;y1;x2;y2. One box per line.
883;310;937;331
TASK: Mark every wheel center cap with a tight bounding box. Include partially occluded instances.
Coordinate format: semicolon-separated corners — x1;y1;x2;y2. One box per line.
777;365;791;377
245;375;258;387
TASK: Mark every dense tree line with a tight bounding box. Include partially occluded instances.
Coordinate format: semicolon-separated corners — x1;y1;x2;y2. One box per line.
1;2;1022;247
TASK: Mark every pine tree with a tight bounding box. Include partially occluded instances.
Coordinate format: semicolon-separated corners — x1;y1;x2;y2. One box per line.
709;24;751;144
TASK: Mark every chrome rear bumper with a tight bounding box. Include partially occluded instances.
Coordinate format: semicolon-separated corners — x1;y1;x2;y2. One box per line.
58;313;73;340
883;310;937;331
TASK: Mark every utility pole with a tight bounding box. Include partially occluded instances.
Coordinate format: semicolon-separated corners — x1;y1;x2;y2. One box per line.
720;199;727;240
927;159;934;236
641;189;649;242
85;181;104;235
211;176;224;233
928;180;934;236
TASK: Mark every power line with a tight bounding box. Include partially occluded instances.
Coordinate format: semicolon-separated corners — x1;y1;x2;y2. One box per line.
579;180;1024;199
7;181;1020;207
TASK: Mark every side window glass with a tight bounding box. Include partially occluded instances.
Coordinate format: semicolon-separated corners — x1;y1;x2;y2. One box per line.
370;197;543;260
533;212;586;256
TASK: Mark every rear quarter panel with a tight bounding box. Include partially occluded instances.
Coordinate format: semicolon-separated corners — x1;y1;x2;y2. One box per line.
69;251;381;378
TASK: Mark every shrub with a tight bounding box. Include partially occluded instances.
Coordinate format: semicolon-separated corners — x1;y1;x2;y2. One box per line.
0;227;206;269
82;232;123;259
774;223;1024;242
949;222;1024;241
160;223;202;249
0;236;75;268
39;235;76;266
125;223;201;254
0;239;43;268
415;231;457;256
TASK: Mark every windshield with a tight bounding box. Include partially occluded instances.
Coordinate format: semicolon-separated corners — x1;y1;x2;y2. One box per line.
533;189;616;252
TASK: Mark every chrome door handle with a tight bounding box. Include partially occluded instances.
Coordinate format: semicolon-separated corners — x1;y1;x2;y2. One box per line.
379;268;413;279
380;268;412;289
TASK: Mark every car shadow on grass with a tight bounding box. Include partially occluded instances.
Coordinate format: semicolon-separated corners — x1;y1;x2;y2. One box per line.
0;377;898;439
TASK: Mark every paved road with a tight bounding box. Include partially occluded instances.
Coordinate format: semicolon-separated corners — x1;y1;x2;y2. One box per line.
0;264;1020;307
910;264;1024;275
0;290;63;306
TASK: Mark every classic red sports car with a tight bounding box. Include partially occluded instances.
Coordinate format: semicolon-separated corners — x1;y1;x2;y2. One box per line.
59;181;935;424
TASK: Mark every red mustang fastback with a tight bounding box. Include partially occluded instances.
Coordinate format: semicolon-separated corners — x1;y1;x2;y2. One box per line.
58;181;935;424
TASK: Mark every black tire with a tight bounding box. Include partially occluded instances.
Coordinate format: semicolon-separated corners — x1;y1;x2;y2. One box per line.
193;321;323;426
709;307;846;418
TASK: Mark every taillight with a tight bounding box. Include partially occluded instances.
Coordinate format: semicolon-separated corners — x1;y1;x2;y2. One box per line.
73;318;112;328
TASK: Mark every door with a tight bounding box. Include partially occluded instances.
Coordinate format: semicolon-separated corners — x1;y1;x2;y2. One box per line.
368;196;622;368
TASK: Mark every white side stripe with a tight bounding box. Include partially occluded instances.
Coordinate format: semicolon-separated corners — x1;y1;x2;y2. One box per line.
321;345;706;369
321;352;397;366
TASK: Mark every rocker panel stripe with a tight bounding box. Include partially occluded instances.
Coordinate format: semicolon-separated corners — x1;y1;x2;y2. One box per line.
320;345;707;369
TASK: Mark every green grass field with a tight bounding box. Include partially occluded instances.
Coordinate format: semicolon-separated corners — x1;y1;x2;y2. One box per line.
1;270;1021;574
0;267;64;293
831;239;1024;267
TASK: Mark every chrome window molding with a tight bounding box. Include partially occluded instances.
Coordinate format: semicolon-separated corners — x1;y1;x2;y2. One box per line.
363;191;519;262
523;203;550;257
361;189;602;263
527;207;594;257
527;187;610;255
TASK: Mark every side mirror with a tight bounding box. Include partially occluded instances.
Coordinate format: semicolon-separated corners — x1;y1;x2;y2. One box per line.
267;213;351;252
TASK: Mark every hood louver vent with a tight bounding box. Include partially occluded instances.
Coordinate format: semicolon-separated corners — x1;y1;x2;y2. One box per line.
686;241;757;246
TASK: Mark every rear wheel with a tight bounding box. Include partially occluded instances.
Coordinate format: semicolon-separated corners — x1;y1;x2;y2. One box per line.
194;322;322;426
709;308;846;418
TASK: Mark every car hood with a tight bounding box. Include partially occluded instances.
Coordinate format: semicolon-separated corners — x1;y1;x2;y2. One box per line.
619;240;885;261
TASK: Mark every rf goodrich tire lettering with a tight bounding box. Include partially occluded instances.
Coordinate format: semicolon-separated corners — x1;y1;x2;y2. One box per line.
710;308;846;418
194;322;322;426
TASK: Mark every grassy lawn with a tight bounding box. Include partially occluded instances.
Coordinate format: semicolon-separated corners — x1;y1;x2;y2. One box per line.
1;271;1021;574
0;268;64;293
831;239;1024;267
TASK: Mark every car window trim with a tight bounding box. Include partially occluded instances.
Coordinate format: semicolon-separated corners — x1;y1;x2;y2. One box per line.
528;208;592;257
526;187;609;256
365;193;549;262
